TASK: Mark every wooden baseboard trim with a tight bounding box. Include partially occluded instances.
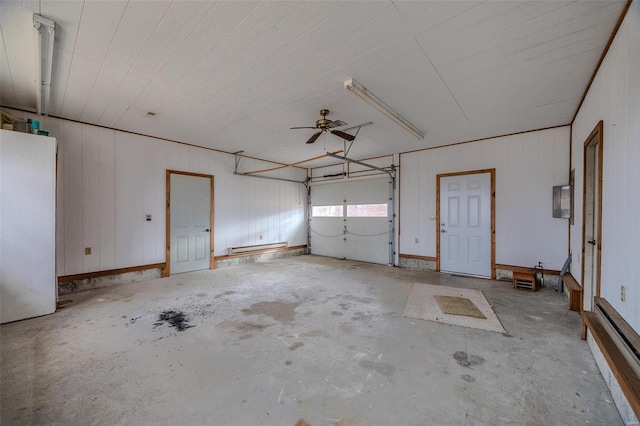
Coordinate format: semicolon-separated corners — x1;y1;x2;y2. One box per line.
495;264;561;275
58;263;167;283
399;254;436;261
215;245;307;261
583;308;640;418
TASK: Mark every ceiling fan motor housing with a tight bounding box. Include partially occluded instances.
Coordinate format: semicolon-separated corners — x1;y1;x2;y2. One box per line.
317;109;332;130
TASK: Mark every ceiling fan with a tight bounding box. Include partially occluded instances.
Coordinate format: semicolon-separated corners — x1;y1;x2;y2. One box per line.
290;109;355;144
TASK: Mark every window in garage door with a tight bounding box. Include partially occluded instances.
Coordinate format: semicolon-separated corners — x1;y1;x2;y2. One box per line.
310;178;392;265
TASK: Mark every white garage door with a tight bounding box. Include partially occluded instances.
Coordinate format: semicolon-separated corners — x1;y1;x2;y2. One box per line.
310;178;391;265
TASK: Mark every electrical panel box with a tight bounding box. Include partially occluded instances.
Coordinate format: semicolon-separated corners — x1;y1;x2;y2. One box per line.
553;185;572;219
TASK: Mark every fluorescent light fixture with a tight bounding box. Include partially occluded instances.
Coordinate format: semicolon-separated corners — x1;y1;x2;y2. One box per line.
33;13;55;116
344;78;424;140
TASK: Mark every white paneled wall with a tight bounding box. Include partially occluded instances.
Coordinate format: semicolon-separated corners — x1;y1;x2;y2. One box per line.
400;127;570;271
6;110;307;277
571;2;639;330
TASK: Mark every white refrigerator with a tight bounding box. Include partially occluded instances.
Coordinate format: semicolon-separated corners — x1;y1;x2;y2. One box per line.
0;129;57;323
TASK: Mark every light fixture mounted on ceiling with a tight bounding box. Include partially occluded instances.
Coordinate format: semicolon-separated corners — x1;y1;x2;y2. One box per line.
33;13;56;116
344;78;424;140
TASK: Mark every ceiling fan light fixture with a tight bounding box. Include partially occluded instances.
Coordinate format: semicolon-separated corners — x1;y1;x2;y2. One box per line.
344;78;424;140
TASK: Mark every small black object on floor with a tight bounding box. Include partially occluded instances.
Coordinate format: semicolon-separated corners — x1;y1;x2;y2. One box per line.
155;310;194;331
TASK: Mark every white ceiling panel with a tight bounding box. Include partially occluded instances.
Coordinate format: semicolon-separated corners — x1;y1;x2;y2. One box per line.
102;1;172;73
151;1;259;90
47;46;73;117
60;54;100;120
0;30;18;108
129;1;215;80
0;0;39;38
73;0;127;62
173;1;303;96
0;0;629;166
2;31;37;111
97;73;149;127
79;64;127;124
192;2;348;103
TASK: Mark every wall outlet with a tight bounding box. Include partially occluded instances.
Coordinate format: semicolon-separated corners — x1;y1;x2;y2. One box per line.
415;238;419;244
85;247;92;255
621;285;626;302
259;234;263;240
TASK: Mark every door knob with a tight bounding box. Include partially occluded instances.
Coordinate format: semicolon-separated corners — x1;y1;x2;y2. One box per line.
441;223;445;226
587;239;595;245
441;229;447;233
204;229;210;232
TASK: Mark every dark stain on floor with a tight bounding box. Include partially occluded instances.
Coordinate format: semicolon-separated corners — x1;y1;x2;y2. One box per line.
351;312;372;321
241;301;299;323
214;290;236;299
340;323;355;333
300;329;327;338
453;351;485;367
461;374;476;382
154;310;194;331
289;341;304;351
217;320;271;340
359;360;396;376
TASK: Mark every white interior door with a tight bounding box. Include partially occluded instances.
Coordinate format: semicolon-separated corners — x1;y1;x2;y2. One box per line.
583;135;601;311
310;178;390;265
440;173;491;277
170;174;211;274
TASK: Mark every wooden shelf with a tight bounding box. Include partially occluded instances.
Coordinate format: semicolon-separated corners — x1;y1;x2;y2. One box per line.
562;273;582;311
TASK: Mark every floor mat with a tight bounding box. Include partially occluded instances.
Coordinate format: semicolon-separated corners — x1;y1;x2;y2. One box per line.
434;295;487;319
404;283;506;333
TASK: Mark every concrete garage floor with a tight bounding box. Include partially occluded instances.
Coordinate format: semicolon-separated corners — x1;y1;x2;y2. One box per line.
1;255;622;425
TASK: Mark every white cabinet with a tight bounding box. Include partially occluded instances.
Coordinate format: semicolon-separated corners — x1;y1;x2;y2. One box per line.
1;130;56;323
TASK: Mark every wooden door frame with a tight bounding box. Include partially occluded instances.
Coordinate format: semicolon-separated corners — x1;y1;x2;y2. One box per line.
165;170;215;277
436;169;496;279
581;121;603;308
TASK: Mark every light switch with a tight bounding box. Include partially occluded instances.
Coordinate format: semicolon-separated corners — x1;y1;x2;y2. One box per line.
146;214;152;221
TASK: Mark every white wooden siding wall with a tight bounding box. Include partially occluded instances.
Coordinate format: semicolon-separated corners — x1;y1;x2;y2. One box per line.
400;127;570;270
571;2;639;330
6;110;307;277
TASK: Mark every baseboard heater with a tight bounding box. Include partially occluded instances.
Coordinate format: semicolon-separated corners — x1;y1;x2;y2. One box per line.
594;297;640;377
227;242;288;255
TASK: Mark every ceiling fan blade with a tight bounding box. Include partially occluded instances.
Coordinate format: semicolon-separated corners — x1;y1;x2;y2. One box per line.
327;120;347;128
306;132;322;144
341;122;373;132
290;126;317;130
330;130;355;141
